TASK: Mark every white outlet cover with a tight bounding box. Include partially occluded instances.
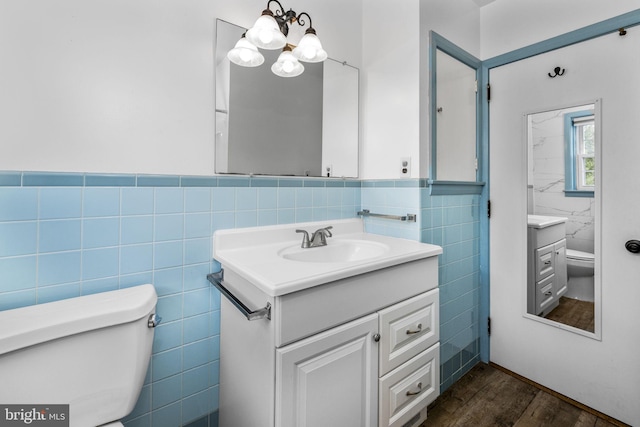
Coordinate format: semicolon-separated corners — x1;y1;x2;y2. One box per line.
401;157;411;176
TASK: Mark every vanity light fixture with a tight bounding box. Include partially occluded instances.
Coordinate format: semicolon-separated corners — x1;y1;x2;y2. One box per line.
227;0;327;77
227;33;265;67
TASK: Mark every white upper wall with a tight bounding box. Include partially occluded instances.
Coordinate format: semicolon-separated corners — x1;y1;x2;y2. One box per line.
421;0;482;58
0;0;217;175
360;0;481;180
360;0;420;180
0;0;363;175
480;0;640;58
2;0;638;179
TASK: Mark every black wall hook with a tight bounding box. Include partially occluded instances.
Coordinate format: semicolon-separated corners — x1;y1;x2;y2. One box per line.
548;67;565;78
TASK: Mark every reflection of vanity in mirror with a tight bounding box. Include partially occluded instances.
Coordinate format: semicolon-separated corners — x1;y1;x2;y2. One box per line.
526;103;598;334
215;19;359;178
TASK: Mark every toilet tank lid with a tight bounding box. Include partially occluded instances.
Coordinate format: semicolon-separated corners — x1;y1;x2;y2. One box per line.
566;249;594;261
0;284;157;357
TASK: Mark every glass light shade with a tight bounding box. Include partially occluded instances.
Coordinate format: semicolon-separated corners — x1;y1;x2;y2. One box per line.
271;50;304;77
246;14;287;50
292;32;327;63
227;37;265;67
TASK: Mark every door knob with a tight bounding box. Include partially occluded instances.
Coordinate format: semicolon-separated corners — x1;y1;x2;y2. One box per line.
626;240;640;254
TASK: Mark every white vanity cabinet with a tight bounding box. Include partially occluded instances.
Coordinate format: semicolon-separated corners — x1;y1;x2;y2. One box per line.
527;216;568;316
276;288;440;427
212;219;442;427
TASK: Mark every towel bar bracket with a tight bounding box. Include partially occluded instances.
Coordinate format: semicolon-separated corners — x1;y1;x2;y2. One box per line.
207;270;271;321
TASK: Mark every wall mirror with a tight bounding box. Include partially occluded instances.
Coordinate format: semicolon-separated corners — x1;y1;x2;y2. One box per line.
525;101;601;337
429;32;481;184
215;19;359;178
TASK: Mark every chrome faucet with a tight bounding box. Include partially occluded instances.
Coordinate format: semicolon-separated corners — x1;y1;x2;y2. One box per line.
295;226;333;248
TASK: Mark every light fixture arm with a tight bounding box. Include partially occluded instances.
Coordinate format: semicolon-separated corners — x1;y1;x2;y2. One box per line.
295;12;316;34
262;0;315;37
266;0;286;17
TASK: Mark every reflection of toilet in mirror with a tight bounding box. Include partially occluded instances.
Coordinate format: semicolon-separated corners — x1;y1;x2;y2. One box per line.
565;249;595;301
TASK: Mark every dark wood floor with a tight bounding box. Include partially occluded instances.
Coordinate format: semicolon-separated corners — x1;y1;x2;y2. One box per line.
544;297;595;332
422;363;627;427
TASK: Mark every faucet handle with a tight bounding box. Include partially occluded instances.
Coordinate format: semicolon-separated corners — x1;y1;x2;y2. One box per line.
296;229;311;248
310;226;333;247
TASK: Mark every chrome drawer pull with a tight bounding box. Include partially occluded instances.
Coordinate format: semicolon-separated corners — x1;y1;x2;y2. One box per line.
406;382;423;396
406;323;423;335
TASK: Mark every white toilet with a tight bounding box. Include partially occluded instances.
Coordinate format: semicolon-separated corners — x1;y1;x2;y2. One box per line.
0;284;158;427
565;249;595;301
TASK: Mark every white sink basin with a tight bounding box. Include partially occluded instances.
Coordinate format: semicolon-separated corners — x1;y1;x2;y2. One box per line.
213;219;442;296
278;239;390;263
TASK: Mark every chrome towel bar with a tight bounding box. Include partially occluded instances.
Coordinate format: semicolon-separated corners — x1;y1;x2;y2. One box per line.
357;209;417;222
207;270;271;321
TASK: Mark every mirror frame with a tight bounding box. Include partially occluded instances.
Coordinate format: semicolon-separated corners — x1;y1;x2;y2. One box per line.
428;31;484;195
522;99;602;340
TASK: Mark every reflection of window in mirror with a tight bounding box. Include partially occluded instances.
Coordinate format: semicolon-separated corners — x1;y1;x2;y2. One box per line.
564;111;595;196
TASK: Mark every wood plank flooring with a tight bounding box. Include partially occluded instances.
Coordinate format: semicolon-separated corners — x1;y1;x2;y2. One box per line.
421;363;627;427
544;297;595;332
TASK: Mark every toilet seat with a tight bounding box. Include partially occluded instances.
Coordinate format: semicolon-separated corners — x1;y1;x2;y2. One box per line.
566;248;594;262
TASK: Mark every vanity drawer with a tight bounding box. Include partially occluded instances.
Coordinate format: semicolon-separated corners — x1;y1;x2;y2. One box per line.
535;244;555;281
536;275;555;314
378;289;439;375
379;343;439;427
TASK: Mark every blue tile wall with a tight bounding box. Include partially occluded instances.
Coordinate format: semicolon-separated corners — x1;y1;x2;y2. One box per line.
0;172;481;424
421;191;481;392
361;181;482;393
0;172;361;427
360;180;422;240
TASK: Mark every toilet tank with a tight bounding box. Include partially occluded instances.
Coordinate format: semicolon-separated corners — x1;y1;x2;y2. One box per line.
0;285;158;427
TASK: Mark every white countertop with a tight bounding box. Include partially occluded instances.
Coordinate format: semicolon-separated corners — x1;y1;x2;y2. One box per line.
527;214;568;229
213;219;442;297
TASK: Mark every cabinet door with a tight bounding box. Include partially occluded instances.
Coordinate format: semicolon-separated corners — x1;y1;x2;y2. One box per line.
554;239;567;297
276;313;379;427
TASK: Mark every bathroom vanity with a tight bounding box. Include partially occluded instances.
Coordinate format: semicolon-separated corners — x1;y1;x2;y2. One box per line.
527;215;568;316
210;219;442;427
